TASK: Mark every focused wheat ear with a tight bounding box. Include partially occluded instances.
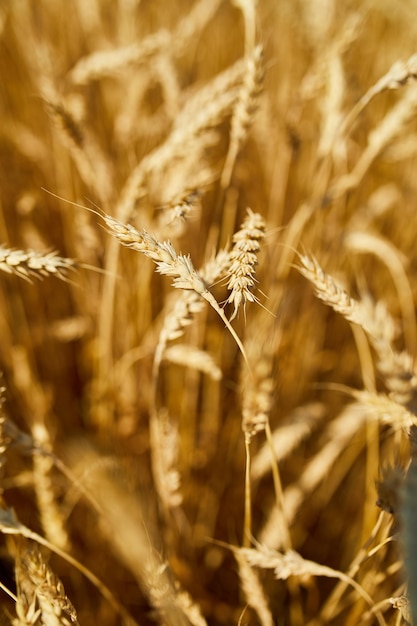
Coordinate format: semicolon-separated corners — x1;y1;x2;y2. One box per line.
226;208;266;321
101;210;251;367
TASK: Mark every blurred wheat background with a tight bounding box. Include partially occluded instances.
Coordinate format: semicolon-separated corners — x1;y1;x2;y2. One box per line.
1;0;417;624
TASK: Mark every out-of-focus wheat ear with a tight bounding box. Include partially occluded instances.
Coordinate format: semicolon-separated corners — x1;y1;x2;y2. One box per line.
173;0;223;56
260;403;371;548
10;346;70;552
68;445;199;626
149;409;183;512
401;460;417;625
225;208;265;321
345;231;417;358
317;48;345;162
164;345;222;381
389;596;411;624
31;422;70;553
234;551;274;626
156;189;202;239
0;246;75;281
174;589;208;626
70;0;222;86
239;546;386;626
296;252;364;325
332;84;417;198
297;253;417;405
341;53;417;137
68;30;171;85
43;91;113;203
115;56;246;223
14;540;79;626
375;464;405;516
0;508;137;625
251;403;326;481
220;45;264;191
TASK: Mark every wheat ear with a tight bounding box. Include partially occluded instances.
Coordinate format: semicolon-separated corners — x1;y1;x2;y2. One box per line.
226;208;266;321
103;212;250;368
0;246;75;281
14;540;79;626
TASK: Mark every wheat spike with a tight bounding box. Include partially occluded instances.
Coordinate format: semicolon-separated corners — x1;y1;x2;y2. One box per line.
14;540;78;626
226;208;265;321
0;246;75;281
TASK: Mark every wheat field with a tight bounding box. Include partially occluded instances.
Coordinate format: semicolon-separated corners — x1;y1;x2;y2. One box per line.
0;1;417;624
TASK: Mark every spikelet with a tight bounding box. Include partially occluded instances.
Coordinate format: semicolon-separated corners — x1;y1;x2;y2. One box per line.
226;208;265;321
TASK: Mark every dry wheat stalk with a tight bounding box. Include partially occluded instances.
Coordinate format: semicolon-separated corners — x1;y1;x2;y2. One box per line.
341;53;417;136
251;403;326;480
233;0;257;53
333;84;417;197
226;208;265;321
0;246;75;281
241;350;273;441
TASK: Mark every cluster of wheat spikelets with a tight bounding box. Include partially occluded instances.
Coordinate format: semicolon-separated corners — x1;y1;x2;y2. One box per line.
1;0;417;624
